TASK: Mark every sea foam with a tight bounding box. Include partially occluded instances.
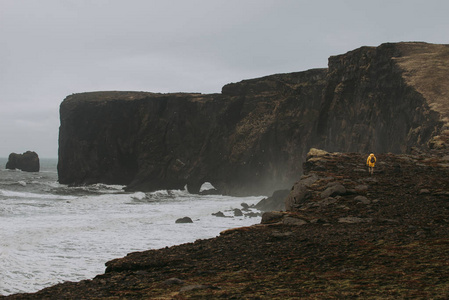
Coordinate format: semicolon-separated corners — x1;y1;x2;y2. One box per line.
0;159;264;296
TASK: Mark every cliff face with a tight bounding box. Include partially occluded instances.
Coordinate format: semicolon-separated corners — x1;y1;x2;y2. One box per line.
58;70;327;195
58;42;449;195
316;43;446;153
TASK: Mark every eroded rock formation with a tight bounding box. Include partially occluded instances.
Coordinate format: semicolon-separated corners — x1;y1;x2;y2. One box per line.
58;42;449;195
6;151;40;172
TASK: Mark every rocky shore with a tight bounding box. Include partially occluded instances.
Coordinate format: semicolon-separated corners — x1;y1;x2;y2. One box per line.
5;148;449;299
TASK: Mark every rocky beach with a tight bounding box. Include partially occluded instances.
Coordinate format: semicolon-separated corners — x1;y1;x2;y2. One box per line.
5;148;449;299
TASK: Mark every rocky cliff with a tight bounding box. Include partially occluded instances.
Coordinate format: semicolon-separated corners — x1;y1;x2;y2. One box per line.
58;70;327;195
58;42;449;195
316;42;449;153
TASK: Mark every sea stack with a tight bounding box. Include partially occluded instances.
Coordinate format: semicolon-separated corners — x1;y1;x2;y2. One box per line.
6;151;40;172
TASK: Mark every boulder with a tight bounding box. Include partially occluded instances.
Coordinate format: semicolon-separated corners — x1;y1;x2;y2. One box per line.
354;195;371;204
255;189;290;212
240;203;250;210
261;211;285;224
285;174;319;211
244;212;261;218
212;211;227;218
175;217;193;223
5;151;40;172
306;148;329;160
233;209;243;217
320;183;346;199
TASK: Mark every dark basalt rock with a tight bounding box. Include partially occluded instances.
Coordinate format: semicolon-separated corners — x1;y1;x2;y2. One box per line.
175;217;193;224
255;189;290;212
5;151;40;172
57;42;449;196
233;208;243;216
212;211;227;218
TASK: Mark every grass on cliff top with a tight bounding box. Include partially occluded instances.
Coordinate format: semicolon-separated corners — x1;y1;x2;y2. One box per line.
64;91;205;103
395;43;449;121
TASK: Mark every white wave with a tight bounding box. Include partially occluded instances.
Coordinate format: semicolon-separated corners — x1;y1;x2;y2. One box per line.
200;182;216;192
130;191;146;200
0;180;25;186
91;183;126;190
31;180;61;188
69;183;126;194
0;183;264;296
147;188;190;198
39;170;58;174
0;189;77;200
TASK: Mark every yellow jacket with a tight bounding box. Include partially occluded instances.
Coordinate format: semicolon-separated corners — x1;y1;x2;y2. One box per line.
367;153;376;167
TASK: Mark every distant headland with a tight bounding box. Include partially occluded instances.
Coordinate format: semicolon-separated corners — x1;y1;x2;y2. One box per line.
57;42;449;196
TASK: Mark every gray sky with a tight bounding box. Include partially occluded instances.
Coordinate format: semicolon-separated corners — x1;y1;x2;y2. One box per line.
1;0;448;158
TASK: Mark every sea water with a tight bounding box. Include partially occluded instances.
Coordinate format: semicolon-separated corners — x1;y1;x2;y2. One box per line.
0;158;263;296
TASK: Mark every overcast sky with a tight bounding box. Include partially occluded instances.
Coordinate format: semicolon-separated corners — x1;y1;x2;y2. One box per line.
1;0;448;158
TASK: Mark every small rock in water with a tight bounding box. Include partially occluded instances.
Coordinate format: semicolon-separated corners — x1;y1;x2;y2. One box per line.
212;211;226;217
233;208;243;216
245;212;261;218
175;217;193;223
6;151;40;172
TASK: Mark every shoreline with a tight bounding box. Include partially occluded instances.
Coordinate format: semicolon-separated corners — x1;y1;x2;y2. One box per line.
5;150;449;299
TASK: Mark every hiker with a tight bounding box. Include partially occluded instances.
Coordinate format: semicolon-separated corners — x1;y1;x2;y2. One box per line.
366;153;377;175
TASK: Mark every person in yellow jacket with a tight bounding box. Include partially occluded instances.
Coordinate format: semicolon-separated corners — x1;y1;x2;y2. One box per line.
366;153;376;175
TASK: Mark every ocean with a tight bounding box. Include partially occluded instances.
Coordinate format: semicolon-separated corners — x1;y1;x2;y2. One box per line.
0;158;264;296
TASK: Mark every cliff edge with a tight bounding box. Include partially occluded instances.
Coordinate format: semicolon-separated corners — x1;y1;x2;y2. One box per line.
57;42;449;195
